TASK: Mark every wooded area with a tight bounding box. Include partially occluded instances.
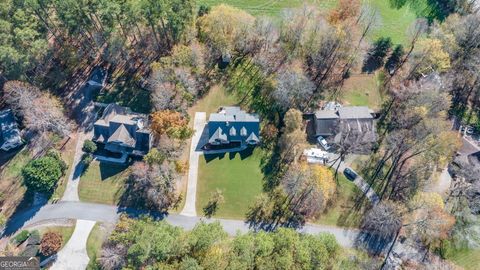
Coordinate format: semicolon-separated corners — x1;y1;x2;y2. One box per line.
1;0;480;269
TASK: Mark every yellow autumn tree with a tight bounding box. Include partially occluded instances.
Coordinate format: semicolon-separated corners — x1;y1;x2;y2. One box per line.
311;165;337;203
416;38;451;74
198;4;255;54
411;192;445;210
407;192;455;249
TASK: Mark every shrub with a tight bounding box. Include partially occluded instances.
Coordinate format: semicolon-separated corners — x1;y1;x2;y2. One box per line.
12;230;30;245
81;153;93;166
40;232;63;256
144;148;165;165
22;156;66;193
82;140;97;154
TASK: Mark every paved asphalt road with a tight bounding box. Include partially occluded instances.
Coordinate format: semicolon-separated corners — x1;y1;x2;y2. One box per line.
6;201;359;248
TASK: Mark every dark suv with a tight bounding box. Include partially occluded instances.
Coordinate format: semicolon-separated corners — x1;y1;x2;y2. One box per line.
343;168;358;181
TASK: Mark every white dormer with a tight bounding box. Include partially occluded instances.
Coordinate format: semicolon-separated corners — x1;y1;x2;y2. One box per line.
229;126;236;136
240;126;247;136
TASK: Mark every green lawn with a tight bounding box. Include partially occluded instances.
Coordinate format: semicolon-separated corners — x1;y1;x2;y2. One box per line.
366;0;420;45
199;0;420;45
79;161;129;205
188;84;239;117
314;172;366;228
2;149;30;180
448;249;480;270
198;0;337;17
86;223;108;270
341;74;383;110
196;148;264;219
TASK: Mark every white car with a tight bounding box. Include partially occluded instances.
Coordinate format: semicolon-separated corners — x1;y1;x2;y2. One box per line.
316;136;331;151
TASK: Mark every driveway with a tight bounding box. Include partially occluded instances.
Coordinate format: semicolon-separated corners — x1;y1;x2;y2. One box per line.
50;220;96;270
330;156;380;205
61;133;87;202
180;112;206;217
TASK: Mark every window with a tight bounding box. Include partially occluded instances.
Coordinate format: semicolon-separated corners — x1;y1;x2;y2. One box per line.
230;127;236;136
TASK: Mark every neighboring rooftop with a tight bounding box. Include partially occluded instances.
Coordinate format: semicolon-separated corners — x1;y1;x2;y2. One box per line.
93;103;151;156
0;109;23;151
337;106;373;119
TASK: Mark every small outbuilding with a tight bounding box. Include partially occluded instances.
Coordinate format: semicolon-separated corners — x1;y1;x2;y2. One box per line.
303;148;329;164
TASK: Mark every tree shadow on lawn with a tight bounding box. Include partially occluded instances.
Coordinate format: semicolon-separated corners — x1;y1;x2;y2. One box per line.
99;162;128;180
0;146;25;168
335;188;372;228
203;148;255;163
1;190;49;237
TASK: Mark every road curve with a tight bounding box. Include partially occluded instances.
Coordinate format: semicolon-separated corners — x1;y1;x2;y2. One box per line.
4;201;359;248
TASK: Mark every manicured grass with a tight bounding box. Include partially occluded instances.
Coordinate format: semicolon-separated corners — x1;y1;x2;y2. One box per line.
448;249;480;270
314;172;366;228
196;148;264;219
198;0;337;17
79;161;129;205
39;225;76;248
199;0;419;45
341;74;383;110
188;84;239;117
366;0;420;45
86;223;108;270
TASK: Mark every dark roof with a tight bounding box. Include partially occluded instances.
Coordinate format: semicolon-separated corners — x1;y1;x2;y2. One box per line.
208;127;228;144
0;109;23;150
315;119;337;136
207;106;260;145
313;106;375;139
107;124;135;146
315;110;339;119
468;151;480;166
93;104;151;154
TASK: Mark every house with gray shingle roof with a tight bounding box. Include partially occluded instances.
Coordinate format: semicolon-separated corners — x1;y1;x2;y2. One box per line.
93;104;152;156
313;105;376;143
0;109;23;151
205;107;260;148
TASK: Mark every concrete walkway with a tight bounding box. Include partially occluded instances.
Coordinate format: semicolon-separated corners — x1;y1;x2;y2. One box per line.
180;112;206;217
50;219;96;270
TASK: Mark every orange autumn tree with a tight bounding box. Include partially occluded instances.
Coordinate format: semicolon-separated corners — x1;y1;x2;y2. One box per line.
150;110;194;140
328;0;361;24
